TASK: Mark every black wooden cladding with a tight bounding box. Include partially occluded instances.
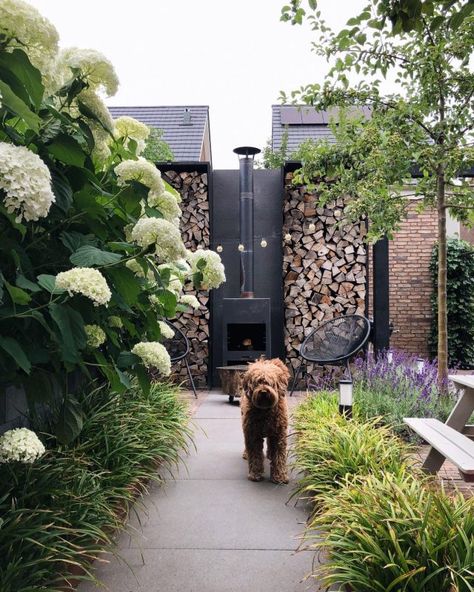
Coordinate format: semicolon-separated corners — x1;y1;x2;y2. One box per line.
210;169;285;386
372;237;391;355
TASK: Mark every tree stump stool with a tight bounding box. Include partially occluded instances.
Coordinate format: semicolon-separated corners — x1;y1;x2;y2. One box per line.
217;365;248;403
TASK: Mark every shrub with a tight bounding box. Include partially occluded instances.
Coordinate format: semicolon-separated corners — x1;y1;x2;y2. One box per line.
0;0;224;442
0;381;191;591
292;392;415;502
353;350;457;441
430;238;474;369
308;472;474;592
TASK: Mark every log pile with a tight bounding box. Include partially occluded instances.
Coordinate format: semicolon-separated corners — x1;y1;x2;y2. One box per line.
283;175;367;384
162;170;210;388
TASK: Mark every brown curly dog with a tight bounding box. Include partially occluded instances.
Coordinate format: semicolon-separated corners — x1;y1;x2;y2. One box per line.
240;358;290;484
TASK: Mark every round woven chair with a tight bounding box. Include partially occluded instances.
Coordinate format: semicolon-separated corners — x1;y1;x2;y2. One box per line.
289;314;371;396
162;321;198;398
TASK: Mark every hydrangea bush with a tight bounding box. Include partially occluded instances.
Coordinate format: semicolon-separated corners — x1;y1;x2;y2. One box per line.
0;0;225;443
0;428;45;463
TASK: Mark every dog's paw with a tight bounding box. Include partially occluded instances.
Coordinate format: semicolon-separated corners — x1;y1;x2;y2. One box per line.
248;473;264;482
242;450;248;460
270;474;289;485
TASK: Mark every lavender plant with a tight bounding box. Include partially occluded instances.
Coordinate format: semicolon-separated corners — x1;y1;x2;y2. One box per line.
353;350;457;441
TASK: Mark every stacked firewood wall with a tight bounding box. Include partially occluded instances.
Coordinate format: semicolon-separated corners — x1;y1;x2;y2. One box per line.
283;173;367;384
162;170;210;388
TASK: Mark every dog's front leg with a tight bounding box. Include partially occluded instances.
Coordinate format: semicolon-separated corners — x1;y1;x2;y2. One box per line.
268;435;289;484
244;433;264;482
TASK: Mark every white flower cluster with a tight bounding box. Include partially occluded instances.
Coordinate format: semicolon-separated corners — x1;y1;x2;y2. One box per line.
158;321;175;340
0;142;55;222
58;47;119;96
0;0;59;85
55;268;111;306
131;341;171;375
158;263;185;294
180;294;200;310
147;190;181;225
84;324;106;348
114;159;183;224
114;116;150;155
114;116;150;141
125;258;156;282
0;428;45;464
187;249;226;290
115;158;165;195
108;315;123;329
76;90;114;163
131;217;187;262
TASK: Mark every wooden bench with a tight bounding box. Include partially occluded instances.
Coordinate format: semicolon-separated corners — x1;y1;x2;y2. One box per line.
404;417;474;481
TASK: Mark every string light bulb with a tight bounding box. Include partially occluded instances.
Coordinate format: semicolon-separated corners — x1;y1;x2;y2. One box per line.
308;222;316;233
216;244;223;253
238;244;244;252
284;233;291;242
260;239;267;248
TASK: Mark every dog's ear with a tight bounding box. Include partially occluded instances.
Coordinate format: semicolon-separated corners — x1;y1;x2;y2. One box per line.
270;358;290;385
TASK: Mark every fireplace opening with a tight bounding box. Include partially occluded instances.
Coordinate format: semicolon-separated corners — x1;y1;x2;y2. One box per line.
227;323;267;352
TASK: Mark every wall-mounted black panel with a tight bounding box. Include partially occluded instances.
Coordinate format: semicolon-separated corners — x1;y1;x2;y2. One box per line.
210;169;284;386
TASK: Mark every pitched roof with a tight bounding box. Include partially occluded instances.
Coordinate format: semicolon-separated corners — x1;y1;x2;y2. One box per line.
108;105;210;162
272;105;371;154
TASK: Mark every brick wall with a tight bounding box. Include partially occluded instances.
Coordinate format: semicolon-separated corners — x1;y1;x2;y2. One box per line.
389;203;437;355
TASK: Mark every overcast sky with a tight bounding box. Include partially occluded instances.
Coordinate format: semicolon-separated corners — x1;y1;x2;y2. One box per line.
28;0;367;168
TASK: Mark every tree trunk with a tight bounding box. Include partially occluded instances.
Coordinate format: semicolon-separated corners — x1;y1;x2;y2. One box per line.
437;171;449;389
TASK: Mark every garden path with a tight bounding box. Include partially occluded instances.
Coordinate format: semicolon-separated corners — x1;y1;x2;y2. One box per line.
79;391;318;592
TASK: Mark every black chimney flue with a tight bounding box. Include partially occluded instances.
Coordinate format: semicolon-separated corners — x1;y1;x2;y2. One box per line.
233;146;260;298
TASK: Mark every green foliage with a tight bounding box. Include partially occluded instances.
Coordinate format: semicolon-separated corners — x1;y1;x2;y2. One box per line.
379;0;474;33
292;392;416;501
293;392;474;591
0;381;192;591
142;127;174;163
0;33;215;437
308;472;474;591
260;128;291;169
279;0;474;240
430;238;474;368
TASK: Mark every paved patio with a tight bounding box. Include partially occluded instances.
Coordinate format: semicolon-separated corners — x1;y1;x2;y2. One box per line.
79;391;316;592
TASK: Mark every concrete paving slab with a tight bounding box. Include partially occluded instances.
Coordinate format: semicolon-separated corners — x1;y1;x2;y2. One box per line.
193;393;242;419
119;478;307;550
79;548;317;592
78;392;318;592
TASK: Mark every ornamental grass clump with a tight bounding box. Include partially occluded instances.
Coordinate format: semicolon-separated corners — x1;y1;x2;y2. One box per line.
292;392;415;503
0;381;192;591
308;472;474;592
353;350;457;441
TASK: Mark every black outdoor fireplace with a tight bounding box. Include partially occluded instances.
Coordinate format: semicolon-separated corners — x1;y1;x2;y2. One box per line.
222;298;271;364
221;146;272;366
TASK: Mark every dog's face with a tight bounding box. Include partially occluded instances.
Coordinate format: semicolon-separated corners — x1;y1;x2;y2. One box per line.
243;359;290;410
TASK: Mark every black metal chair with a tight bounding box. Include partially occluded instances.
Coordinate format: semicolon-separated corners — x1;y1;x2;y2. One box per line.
163;320;198;399
289;314;371;396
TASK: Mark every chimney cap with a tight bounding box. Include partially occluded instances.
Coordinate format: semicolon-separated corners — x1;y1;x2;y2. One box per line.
233;146;261;156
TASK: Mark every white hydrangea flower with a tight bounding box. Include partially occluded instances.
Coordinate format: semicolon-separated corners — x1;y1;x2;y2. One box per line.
158;263;185;294
148;190;181;225
0;143;55;222
77;89;114;131
114;116;150;142
158;321;175;340
180;294;200;310
125;258;156;282
187;249;226;290
131;341;171;375
0;428;45;464
108;315;123;329
114;158;165;195
58;47;119;96
0;0;59;86
84;324;106;348
55;268;112;306
130;217;187;262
